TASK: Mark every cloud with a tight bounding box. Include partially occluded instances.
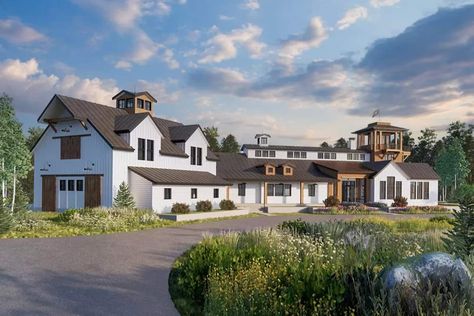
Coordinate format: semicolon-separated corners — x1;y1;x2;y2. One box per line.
219;15;234;21
337;6;368;30
370;0;400;8
241;0;260;11
0;58;178;115
135;79;180;103
353;5;474;116
278;17;328;68
0;18;47;44
199;24;265;64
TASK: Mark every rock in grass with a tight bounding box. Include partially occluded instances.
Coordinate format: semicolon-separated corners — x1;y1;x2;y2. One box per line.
382;252;472;314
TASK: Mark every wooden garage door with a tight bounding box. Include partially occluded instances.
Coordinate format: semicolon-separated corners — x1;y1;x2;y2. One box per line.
42;176;56;211
85;175;101;208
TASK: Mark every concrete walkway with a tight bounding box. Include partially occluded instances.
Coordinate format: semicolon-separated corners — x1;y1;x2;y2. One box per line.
0;213;440;316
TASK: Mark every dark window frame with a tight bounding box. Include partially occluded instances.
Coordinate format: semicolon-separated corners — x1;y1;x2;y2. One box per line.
395;181;402;198
190;146;196;165
317;152;323;159
138;138;146;160
324;152;330;159
267;184;275;196
60;180;66;191
164;188;172;200
145;100;152;111
68;179;75;191
191;188;198;199
410;182;416;199
146;139;154;161
213;188;219;198
137;98;144;109
269;151;276;157
423;182;429;200
387;176;395;199
417;181;423;199
196;147;202;166
288;151;294;158
76;180;84;192
238;183;246;196
256;150;262;157
331;153;336;159
308;184;316;197
380;181;387;199
301;152;307;159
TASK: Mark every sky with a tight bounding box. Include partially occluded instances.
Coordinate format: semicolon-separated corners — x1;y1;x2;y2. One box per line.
0;0;473;146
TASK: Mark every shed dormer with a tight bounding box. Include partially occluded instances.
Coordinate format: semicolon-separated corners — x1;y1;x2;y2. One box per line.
255;133;271;147
112;90;157;115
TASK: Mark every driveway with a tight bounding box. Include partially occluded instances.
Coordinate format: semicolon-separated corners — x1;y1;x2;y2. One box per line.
0;213;441;316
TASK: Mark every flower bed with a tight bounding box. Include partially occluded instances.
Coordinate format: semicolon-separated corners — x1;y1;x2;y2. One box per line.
389;206;451;214
159;209;249;222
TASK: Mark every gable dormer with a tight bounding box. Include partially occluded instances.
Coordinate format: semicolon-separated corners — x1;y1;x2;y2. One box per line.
112;90;157;115
264;163;276;175
255;133;271;147
280;163;294;176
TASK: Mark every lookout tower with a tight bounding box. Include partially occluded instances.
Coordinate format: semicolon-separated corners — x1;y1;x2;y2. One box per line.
112;90;157;115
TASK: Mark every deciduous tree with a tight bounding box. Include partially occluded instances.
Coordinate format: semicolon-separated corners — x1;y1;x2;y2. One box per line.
203;126;220;152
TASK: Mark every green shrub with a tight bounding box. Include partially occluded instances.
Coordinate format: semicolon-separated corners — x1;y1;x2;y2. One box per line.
171;203;190;214
443;199;474;259
323;195;340;207
219;199;236;210
113;182;136;209
56;209;79;222
0;203;14;234
392;196;408;207
452;184;474;205
195;200;212;212
429;215;455;225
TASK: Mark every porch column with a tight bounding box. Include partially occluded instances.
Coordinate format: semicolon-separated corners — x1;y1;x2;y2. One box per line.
226;186;230;200
299;182;304;205
337;178;343;202
263;182;268;206
328;182;334;197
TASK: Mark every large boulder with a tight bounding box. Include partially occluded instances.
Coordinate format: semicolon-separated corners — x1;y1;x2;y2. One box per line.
382;252;473;315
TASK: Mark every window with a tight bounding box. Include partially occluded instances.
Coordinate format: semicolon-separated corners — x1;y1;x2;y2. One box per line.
214;188;219;198
126;98;134;108
61;136;81;159
146;140;154;161
331;153;336;159
164;188;172;200
387;176;395;199
380;181;386;199
191;188;198;199
267;184;275;196
347;153;353;160
260;137;268;145
284;184;292;196
423;182;429;199
76;180;84;192
238;183;246;196
138;138;146;160
137;99;144;109
318;152;323;159
275;184;284;196
360;154;366;161
68;180;75;191
301;152;307;159
284;167;292;175
324;153;330;159
269;151;276;157
197;147;202;165
396;181;402;198
262;150;269;157
294;152;300;159
60;180;66;191
308;184;316;197
417;182;423;199
353;154;360;160
410;182;416;199
265;165;275;175
288;151;294;158
145;101;152;111
118;99;126;109
256;150;262;157
190;146;196;165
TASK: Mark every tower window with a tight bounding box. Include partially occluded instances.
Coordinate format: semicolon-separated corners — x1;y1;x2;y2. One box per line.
145;101;152;111
137;99;144;109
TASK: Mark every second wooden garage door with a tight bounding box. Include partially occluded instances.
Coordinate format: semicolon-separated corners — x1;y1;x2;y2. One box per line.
85;175;101;208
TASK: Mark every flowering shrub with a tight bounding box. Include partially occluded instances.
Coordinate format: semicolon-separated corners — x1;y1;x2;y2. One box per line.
391;206;449;214
323;195;340;207
170;218;466;316
171;203;190;214
195;200;212;212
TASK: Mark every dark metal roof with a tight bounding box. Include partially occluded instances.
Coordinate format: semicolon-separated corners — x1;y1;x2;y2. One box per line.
114;113;149;132
112;90;157;102
129;166;229;185
206;148;219;161
216;153;336;182
396;163;440;180
352;122;408;134
314;161;376;174
169;125;200;142
242;144;368;153
362;161;391;173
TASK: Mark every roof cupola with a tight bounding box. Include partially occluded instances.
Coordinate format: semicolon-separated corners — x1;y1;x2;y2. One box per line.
112;90;157;115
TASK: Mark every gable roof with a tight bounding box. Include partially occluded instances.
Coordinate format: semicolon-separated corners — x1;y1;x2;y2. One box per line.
216;153;336;182
396;163;440;180
352;123;408;134
129;166;229;185
362;160;391;173
314;161;376;174
242;144;368;154
169;124;200;142
114;113;150;132
112;90;157;102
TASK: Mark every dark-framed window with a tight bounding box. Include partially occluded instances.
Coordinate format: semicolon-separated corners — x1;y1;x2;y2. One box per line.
213;188;219;198
238;183;246;196
396;181;402;198
269;151;276;157
260;137;268;145
324;153;330;159
275;184;284;196
164;188;172;200
191;188;197;199
137;98;144;109
410;182;416;199
118;99;126;109
288;151;294;158
146;140;154;161
256;150;262;157
59;180;66;191
76;180;84;192
380;181;386;199
283;184;291;196
347;153;353;160
294;152;300;159
360;154;366;160
145;101;152;111
309;184;316;197
331;153;336;159
68;180;75;191
267;184;275;196
190;147;196;165
317;152;323;159
417;182;423;199
301;152;307;159
197;147;202;166
138;138;146;160
262;150;269;157
387;176;395;199
126;98;134;108
423;182;429;199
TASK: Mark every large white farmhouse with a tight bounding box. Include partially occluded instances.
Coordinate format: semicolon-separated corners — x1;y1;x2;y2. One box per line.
33;91;439;212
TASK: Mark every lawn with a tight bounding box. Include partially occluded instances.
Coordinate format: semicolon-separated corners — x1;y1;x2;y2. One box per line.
0;208;260;238
169;216;473;316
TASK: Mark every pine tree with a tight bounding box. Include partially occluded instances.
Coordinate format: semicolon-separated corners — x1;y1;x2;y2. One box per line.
113;182;136;209
0;201;13;234
443;199;474;259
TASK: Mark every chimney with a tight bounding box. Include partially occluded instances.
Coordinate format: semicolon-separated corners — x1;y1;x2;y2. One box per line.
348;137;356;150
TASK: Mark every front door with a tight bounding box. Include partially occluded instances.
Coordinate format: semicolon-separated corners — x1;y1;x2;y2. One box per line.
57;177;85;210
342;180;356;203
85;175;101;208
42;176;56;211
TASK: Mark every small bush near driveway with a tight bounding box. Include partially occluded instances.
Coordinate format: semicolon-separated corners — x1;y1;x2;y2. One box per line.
171;203;190;214
195;200;212;212
219;199;236;210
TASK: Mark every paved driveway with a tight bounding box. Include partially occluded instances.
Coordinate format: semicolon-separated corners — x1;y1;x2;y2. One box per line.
0;213;440;316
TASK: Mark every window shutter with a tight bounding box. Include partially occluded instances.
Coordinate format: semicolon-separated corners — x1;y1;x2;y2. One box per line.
61;136;81;159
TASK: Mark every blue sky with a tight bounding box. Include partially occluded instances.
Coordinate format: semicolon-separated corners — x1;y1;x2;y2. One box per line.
0;0;473;145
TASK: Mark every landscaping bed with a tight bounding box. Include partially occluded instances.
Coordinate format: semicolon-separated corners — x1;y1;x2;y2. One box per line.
169;216;473;316
159;209;250;222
